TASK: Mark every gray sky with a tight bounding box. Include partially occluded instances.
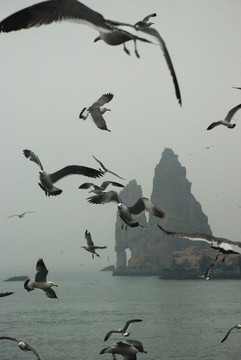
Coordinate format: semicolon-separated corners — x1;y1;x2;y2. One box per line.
1;0;241;274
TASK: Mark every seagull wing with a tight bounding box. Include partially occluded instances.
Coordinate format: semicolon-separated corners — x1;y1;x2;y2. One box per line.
91;93;114;107
224;103;241;123
7;215;18;218
87;190;122;204
85;230;94;247
43;288;58;299
79;182;95;189
88;107;110;131
123;319;143;332
0;0;110;33
0;292;14;297
128;198;165;218
35;258;48;283
49;165;103;183
100;181;124;190
138;27;182;106
142;13;157;22
221;325;238;343
122;355;137;360
23;149;44;170
205;263;214;278
104;330;119;341
92;155;126;179
207;121;221;130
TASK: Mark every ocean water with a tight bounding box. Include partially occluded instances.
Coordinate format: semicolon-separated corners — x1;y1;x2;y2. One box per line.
0;270;240;360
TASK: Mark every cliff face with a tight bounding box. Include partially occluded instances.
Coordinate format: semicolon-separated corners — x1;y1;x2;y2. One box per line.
113;148;241;278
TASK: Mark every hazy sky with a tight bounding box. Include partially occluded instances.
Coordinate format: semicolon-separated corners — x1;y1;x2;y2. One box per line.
1;0;241;275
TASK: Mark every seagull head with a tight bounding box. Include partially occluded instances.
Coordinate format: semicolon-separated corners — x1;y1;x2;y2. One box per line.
117;203;123;209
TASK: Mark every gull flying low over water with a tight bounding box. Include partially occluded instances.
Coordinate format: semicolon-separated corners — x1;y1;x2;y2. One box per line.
104;319;143;342
81;230;107;259
79;93;113;132
79;180;124;194
221;324;241;343
100;339;147;360
207;104;241;130
7;211;34;219
0;0;182;106
199;263;215;280
158;225;241;262
24;258;58;299
0;336;41;360
0;292;14;298
92;155;125;180
23;149;103;196
88;191;165;230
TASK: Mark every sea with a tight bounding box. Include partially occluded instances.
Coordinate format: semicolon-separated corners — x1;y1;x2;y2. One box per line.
0;270;240;360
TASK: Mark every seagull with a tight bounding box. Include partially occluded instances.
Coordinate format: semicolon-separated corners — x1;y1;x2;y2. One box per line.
88;191;165;230
7;211;34;219
81;230;107;259
92;155;125;180
79;93;113;132
23;149;103;196
0;292;14;298
104;319;143;342
79;180;124;194
100;339;147;360
24;258;58;299
134;13;157;29
158;225;241;262
221;324;241;343
0;336;41;360
207;104;241;130
202;145;213;150
0;0;181;106
199;263;215;280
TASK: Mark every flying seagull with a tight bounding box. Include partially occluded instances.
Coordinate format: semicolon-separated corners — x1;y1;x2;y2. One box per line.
92;155;125;180
88;191;165;230
0;292;14;298
104;319;143;342
79;93;113;132
81;230;107;259
79;180;124;194
207;104;241;130
221;324;241;343
199;263;215;280
0;336;41;360
100;339;147;360
23;149;103;196
7;211;34;219
158;225;241;262
24;258;58;299
134;13;157;29
0;0;182;106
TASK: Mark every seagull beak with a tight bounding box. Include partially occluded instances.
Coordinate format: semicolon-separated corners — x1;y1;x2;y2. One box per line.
143;350;147;354
94;35;101;42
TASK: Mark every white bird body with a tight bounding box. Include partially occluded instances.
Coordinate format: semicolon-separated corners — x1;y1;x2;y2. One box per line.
81;230;107;258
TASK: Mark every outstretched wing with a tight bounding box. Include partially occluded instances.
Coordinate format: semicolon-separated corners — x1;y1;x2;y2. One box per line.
85;230;94;247
44;288;58;299
128;198;165;218
123;319;143;332
0;0;110;33
225;103;241;123
221;326;237;343
23;149;44;170
139;27;182;106
50;165;103;183
0;292;14;298
87;190;122;204
91;93;114;107
79;182;95;190
92;155;126;179
88;108;110;131
207;121;221;130
100;181;124;190
35;258;48;283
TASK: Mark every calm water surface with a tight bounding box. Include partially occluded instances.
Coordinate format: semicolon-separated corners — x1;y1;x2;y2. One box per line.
0;270;240;359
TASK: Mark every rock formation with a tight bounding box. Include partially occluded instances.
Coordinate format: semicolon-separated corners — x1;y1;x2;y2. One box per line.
113;148;241;278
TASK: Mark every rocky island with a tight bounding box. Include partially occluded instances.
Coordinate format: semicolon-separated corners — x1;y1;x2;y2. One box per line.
112;148;241;279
